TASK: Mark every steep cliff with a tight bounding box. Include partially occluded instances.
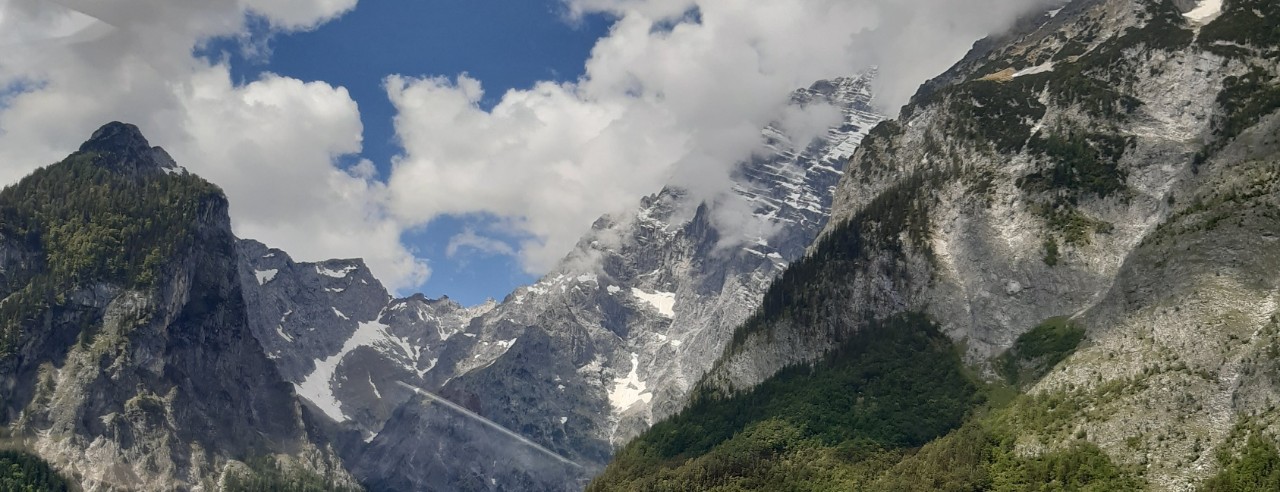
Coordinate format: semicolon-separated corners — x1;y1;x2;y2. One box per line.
0;122;354;490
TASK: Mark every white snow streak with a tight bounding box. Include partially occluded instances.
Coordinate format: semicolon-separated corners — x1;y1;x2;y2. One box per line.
316;264;357;278
608;352;652;412
274;309;294;342
1013;62;1055;78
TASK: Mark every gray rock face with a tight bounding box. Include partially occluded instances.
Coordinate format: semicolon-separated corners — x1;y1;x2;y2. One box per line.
76;121;182;177
238;75;882;489
356;329;590;492
0;123;352;491
236;240;492;437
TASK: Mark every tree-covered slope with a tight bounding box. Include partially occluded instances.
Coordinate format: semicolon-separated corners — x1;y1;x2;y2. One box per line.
0;150;221;356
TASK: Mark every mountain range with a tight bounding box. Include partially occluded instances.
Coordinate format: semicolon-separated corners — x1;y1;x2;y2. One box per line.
238;73;882;490
3;0;1280;490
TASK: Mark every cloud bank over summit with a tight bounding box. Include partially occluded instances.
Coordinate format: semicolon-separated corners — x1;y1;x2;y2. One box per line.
385;0;1046;274
0;0;1044;292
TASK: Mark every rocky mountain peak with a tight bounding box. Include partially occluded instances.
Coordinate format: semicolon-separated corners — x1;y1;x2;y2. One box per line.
803;72;874;99
1;124;352;489
77;121;180;174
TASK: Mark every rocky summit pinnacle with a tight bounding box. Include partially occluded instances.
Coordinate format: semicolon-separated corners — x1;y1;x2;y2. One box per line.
78;121;180;173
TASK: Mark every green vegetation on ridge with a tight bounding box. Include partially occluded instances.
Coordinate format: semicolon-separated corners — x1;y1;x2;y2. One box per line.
997;317;1087;388
590;313;981;490
0;152;222;355
1022;131;1130;202
1202;434;1280;491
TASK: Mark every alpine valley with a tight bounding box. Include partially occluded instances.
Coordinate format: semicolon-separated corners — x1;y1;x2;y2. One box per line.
3;0;1280;491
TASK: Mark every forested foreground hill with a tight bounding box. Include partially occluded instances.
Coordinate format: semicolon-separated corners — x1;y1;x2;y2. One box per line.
593;0;1280;490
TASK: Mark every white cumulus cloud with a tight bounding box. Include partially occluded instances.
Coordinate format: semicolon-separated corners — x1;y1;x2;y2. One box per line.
386;0;1048;274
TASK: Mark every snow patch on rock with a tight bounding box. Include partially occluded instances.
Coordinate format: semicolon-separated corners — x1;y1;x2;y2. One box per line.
1183;0;1222;24
295;319;398;422
254;269;277;285
316;264;357;278
631;288;676;317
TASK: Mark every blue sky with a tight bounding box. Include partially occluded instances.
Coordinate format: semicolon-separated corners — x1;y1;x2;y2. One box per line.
205;1;611;305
